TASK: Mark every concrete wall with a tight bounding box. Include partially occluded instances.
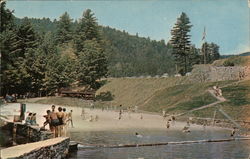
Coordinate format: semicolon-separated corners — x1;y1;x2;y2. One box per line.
0;137;70;159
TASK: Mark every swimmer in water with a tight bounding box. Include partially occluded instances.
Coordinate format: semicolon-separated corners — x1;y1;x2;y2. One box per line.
135;132;143;138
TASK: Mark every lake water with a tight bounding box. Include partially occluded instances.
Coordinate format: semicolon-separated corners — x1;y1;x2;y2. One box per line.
68;129;250;159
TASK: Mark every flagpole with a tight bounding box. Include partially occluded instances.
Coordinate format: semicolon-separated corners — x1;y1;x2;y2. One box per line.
201;27;206;64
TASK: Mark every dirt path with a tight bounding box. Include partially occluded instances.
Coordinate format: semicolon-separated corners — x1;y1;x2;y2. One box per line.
176;88;227;117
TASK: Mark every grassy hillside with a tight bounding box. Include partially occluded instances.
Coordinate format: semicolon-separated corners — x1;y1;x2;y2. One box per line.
96;77;189;107
97;78;235;113
96;77;250;121
190;79;250;120
213;55;250;66
23;77;250;121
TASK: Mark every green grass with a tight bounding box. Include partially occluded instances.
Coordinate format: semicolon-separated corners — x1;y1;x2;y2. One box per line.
141;80;235;113
222;80;250;107
167;92;216;112
213;56;250;66
190;80;250;120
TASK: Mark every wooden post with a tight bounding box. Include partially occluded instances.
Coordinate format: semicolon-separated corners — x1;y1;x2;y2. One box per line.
12;123;17;146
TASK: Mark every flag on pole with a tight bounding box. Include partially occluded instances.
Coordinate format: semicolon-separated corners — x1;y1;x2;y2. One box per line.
202;27;206;41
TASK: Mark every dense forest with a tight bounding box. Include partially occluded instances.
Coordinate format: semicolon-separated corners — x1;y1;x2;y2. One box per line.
14;17;176;77
0;2;220;97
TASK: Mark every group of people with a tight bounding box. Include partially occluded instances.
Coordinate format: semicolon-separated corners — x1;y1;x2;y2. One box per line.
81;107;99;122
25;112;38;125
118;105;143;120
163;111;192;133
213;86;222;97
43;105;73;137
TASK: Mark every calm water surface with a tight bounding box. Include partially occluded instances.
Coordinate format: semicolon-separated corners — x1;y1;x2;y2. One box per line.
68;129;250;159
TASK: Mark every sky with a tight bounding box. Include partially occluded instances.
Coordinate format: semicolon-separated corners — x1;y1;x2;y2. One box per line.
6;0;250;55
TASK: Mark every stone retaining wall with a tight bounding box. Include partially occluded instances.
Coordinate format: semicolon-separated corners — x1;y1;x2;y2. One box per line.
1;121;53;142
190;65;249;82
0;137;70;159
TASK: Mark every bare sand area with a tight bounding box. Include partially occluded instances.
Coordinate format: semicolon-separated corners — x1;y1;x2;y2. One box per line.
0;103;226;133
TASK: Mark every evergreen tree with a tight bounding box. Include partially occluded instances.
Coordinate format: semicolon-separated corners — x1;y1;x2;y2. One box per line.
188;45;200;68
0;2;14;32
75;9;101;52
16;18;39;57
44;52;76;95
170;12;192;75
77;40;107;89
209;43;220;62
40;31;57;55
201;42;209;64
201;42;220;64
56;12;73;44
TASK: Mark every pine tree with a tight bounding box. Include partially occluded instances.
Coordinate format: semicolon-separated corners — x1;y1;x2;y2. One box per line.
201;42;220;64
56;12;73;44
201;42;209;64
16;18;39;57
170;12;192;75
77;40;107;89
0;2;14;32
209;43;220;62
188;45;200;67
75;9;101;52
44;52;76;95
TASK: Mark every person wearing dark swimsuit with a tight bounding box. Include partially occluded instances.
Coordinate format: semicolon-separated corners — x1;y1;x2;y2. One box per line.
56;107;65;137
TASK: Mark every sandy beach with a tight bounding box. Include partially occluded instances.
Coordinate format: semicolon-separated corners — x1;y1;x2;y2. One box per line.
0;103;226;133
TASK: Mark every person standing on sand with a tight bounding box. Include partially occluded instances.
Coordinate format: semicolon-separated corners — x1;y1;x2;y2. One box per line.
128;106;132;119
50;105;59;137
43;110;51;129
81;107;85;120
166;121;170;129
57;107;65;137
140;114;143;120
68;110;74;127
171;115;176;125
95;115;99;121
62;108;68;136
162;110;166;120
118;109;122;120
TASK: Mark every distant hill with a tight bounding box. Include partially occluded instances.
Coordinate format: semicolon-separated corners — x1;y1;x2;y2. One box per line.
239;51;250;56
220;51;250;59
14;17;175;77
213;54;250;66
